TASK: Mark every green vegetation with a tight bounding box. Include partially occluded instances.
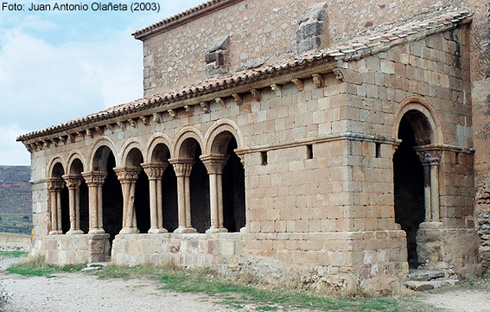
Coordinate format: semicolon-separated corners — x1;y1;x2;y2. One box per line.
7;256;85;277
93;264;431;311
0;215;32;234
0;251;28;258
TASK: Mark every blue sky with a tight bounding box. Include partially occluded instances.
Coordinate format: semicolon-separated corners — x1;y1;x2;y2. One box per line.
0;0;204;165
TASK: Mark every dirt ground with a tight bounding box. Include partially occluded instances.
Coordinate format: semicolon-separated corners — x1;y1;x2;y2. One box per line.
2;255;490;312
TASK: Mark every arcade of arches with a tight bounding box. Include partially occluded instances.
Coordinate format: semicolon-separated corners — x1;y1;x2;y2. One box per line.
46;132;246;241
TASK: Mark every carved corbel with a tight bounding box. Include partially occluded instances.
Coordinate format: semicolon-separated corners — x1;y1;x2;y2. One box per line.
68;134;76;143
25;143;33;153
292;79;304;92
333;68;344;81
107;124;115;134
117;121;126;131
95;126;104;136
86;129;94;138
140;116;150;126
35;142;42;151
168;109;176;119
312;73;324;88
51;139;58;147
200;101;210;113
184;105;192;113
270;84;282;96
128;119;137;128
232;94;243;106
250;89;261;102
43;140;50;149
58;136;67;145
153;113;162;123
215;97;225;107
28;143;37;152
76;131;85;139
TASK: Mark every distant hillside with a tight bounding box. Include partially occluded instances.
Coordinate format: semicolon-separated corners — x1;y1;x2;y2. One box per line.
0;166;31;215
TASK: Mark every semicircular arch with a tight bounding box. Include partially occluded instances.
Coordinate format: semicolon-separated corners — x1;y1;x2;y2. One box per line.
204;119;245;155
173;126;204;159
88;137;118;171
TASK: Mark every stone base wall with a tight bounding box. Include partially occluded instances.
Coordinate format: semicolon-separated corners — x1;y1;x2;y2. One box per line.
31;233;110;265
111;230;408;292
0;233;31;251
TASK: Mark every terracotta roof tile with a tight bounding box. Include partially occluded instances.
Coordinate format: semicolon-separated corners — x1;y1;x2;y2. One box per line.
18;8;472;143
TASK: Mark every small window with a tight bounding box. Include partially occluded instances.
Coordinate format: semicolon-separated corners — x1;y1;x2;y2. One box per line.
455;152;460;165
261;151;268;166
375;143;381;158
306;144;313;159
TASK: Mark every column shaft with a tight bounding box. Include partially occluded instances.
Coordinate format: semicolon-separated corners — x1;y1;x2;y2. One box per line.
169;159;196;233
430;164;440;222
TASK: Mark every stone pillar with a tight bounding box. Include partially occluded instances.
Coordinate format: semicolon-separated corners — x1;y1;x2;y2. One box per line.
416;149;442;222
62;174;83;234
141;162;168;234
47;177;64;235
200;154;228;233
169;158;196;233
114;167;141;234
82;171;107;234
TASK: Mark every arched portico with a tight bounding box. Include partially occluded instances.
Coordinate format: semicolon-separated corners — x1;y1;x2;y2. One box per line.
393;97;444;268
47;160;67;235
62;155;88;234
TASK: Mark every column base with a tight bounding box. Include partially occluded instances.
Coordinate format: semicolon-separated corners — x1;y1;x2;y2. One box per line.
88;228;105;234
174;227;197;234
148;228;168;234
206;227;228;234
67;230;84;235
119;227;140;234
48;230;62;235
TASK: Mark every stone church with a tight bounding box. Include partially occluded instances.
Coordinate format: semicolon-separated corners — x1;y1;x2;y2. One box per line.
17;0;490;291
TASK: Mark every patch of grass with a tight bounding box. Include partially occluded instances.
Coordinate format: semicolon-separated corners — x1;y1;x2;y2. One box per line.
0;250;28;258
93;264;433;311
6;255;85;277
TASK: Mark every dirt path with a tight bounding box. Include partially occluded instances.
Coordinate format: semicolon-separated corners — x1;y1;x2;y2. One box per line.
2;254;490;312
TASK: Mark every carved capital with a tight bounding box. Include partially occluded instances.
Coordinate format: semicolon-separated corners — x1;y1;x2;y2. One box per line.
141;162;168;179
46;177;64;191
200;154;228;175
114;167;141;183
82;171;107;187
168;158;195;177
416;149;442;165
62;175;82;190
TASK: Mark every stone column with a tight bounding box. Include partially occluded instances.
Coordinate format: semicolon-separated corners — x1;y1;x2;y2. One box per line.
200;154;228;233
114;167;141;234
62;174;83;234
141;162;168;234
47;177;64;235
169;158;196;233
416;149;442;222
82;171;107;234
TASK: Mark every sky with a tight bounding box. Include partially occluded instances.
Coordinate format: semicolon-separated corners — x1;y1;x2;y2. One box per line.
0;0;205;165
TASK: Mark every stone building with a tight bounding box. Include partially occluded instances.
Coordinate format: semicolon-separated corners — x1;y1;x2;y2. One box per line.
17;0;490;292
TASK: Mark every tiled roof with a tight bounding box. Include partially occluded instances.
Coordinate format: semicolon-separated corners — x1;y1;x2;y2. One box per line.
132;0;242;39
17;8;471;143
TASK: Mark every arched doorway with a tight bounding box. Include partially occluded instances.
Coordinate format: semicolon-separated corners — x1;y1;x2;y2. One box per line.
393;109;434;268
49;162;69;234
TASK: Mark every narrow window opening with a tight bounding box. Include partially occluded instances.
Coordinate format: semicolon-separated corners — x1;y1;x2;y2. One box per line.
455;152;460;165
261;151;268;166
306;144;313;159
375;142;381;158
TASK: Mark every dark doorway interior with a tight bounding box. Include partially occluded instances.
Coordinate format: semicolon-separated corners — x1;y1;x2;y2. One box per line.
190;146;210;233
79;181;89;233
102;153;123;240
60;187;70;234
162;165;178;232
222;138;246;232
394;117;425;268
134;170;150;233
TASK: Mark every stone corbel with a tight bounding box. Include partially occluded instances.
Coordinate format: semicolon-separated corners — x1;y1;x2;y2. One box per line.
27;143;36;152
95;126;104;136
234;149;246;166
312;73;324;88
107;124;115;134
76;131;85;140
51;138;58;147
200;101;210;113
168;109;176;119
43;140;51;149
270;84;282;97
117;121;126;131
232;94;243;106
184;105;192;113
250;89;261;102
86;129;94;138
153;113;162;123
140;115;150;126
215;97;225;107
128;119;137;128
58;136;67;145
292;79;304;92
333;68;344;81
68;134;76;143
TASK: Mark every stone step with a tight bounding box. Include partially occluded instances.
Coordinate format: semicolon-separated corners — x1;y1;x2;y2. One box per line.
405;278;460;291
408;269;446;281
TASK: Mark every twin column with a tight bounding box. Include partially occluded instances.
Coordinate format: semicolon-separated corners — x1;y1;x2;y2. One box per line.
415;149;442;223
